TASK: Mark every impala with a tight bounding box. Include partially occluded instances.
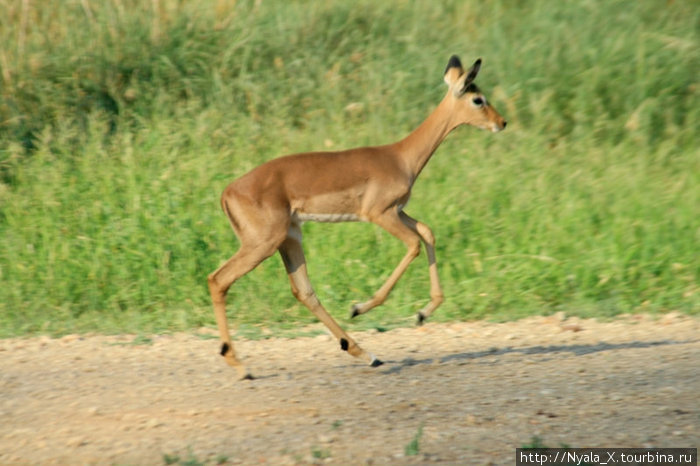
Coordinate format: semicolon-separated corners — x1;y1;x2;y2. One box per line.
208;55;506;378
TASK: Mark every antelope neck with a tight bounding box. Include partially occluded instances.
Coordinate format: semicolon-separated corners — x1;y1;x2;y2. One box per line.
393;94;458;180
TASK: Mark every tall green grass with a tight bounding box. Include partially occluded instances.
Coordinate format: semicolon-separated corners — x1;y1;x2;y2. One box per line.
1;0;698;336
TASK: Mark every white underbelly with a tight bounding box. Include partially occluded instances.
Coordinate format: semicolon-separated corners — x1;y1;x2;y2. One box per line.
294;212;363;223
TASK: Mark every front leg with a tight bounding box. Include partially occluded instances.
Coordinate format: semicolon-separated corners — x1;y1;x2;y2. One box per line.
351;211;444;324
351;210;444;323
402;212;444;324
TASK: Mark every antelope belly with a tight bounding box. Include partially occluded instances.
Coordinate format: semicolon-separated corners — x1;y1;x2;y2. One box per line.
294;212;363;223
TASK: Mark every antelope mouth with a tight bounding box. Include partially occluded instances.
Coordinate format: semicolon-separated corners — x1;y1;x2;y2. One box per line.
491;121;507;133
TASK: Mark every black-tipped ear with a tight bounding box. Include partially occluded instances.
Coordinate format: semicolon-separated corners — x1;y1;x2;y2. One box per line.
444;55;463;75
444;55;465;87
464;58;482;85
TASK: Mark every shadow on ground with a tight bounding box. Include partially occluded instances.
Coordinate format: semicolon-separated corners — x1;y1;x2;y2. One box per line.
380;339;696;374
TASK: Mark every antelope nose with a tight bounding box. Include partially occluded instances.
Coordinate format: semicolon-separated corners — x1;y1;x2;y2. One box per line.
502;121;507;128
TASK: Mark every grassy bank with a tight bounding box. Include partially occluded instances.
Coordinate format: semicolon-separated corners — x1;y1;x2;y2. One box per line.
1;0;698;336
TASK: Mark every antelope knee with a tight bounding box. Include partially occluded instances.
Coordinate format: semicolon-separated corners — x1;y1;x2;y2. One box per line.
208;273;233;301
406;240;422;259
416;223;435;245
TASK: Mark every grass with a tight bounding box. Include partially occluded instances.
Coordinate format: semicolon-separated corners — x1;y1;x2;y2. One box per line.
310;446;332;460
520;436;548;450
404;423;424;456
163;448;229;466
1;0;698;337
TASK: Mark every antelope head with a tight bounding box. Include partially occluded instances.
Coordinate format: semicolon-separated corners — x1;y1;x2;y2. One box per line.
443;56;507;133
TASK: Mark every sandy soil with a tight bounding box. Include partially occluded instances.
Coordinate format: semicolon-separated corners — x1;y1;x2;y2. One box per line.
1;313;698;465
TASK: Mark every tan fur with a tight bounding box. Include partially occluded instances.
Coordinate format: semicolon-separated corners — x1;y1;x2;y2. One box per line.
208;56;506;378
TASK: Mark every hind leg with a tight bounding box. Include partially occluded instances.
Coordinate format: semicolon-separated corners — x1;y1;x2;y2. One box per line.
208;241;279;379
279;224;382;367
208;192;291;379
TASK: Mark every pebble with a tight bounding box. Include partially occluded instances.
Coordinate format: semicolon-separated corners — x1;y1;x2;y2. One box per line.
84;405;100;415
66;436;87;448
145;418;162;429
561;323;583;332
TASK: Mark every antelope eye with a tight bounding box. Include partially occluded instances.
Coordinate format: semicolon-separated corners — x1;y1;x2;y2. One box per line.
472;97;484;106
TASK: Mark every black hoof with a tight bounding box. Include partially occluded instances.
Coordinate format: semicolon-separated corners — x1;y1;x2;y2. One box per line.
370;358;384;367
350;305;361;318
241;373;255;381
416;312;426;326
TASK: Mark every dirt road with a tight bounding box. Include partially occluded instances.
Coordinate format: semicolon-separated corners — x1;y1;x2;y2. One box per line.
2;313;698;465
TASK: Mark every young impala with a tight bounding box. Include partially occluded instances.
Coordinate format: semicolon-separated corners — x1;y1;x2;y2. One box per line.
208;55;506;378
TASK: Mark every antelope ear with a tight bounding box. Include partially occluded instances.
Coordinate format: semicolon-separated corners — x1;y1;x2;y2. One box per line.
463;58;482;86
443;55;464;87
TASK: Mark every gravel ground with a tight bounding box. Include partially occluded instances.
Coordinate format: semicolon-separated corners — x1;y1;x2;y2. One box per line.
1;313;698;465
